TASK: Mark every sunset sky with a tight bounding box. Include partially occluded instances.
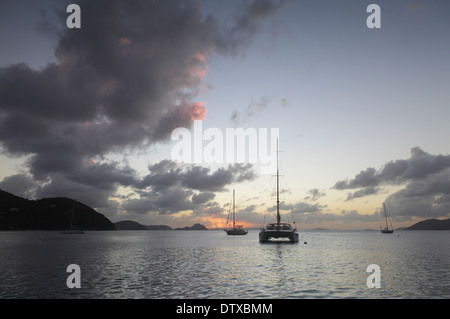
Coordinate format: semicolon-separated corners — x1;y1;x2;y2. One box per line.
1;0;450;230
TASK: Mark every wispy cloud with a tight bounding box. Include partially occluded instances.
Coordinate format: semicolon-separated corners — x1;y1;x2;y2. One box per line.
231;96;291;125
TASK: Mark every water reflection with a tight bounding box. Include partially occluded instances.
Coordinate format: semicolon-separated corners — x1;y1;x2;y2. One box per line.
1;230;449;298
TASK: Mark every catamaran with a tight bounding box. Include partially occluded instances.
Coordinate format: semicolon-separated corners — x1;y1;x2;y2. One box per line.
259;140;298;243
380;202;394;234
225;189;248;235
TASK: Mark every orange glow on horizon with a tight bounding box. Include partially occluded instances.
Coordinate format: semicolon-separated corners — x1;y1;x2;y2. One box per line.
199;216;256;230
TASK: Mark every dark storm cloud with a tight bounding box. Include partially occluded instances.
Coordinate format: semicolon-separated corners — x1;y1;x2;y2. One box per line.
191;191;216;204
0;174;37;198
345;186;379;201
35;173;117;209
123;161;255;215
385;168;450;220
334;147;450;191
124;185;195;215
139;161;255;192
181;164;256;191
0;0;223;174
333;167;378;190
0;0;286;210
68;161;138;190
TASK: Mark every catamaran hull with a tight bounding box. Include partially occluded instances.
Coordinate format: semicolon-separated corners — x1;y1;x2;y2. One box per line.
259;230;299;243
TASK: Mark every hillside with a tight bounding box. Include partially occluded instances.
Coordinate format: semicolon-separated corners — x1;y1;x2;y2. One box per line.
114;220;173;230
0;189;116;230
115;220;148;230
406;218;450;230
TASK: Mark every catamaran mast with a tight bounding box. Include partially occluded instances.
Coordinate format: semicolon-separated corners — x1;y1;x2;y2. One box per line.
276;139;280;228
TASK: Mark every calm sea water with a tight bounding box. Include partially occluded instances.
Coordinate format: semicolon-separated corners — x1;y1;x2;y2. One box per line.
0;230;449;299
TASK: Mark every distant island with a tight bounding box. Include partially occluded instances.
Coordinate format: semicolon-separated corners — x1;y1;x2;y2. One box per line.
146;224;173;230
0;189;115;230
115;220;173;230
114;220;207;231
175;223;208;230
405;218;450;230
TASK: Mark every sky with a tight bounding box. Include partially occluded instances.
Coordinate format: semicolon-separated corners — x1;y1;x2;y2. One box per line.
0;0;449;230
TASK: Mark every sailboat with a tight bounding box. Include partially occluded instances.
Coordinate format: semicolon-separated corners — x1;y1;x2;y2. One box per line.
259;140;299;243
60;201;84;234
224;189;248;235
380;202;394;234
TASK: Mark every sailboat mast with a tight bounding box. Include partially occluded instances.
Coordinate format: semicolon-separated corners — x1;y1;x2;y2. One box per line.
383;202;388;229
276;139;280;228
233;189;236;228
384;202;394;230
70;201;75;228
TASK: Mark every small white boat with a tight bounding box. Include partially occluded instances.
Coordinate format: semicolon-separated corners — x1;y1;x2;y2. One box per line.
224;189;248;236
60;229;84;234
380;202;394;234
60;201;84;234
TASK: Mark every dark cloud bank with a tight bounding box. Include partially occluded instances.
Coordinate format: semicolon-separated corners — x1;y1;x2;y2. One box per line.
333;147;450;222
0;0;288;220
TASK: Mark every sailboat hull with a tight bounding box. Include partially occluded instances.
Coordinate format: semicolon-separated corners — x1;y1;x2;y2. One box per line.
225;228;248;235
381;203;394;234
60;230;85;234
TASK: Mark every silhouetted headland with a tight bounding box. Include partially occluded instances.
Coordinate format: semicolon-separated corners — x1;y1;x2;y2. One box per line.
115;220;148;230
406;218;450;230
114;220;206;230
0;189;115;230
